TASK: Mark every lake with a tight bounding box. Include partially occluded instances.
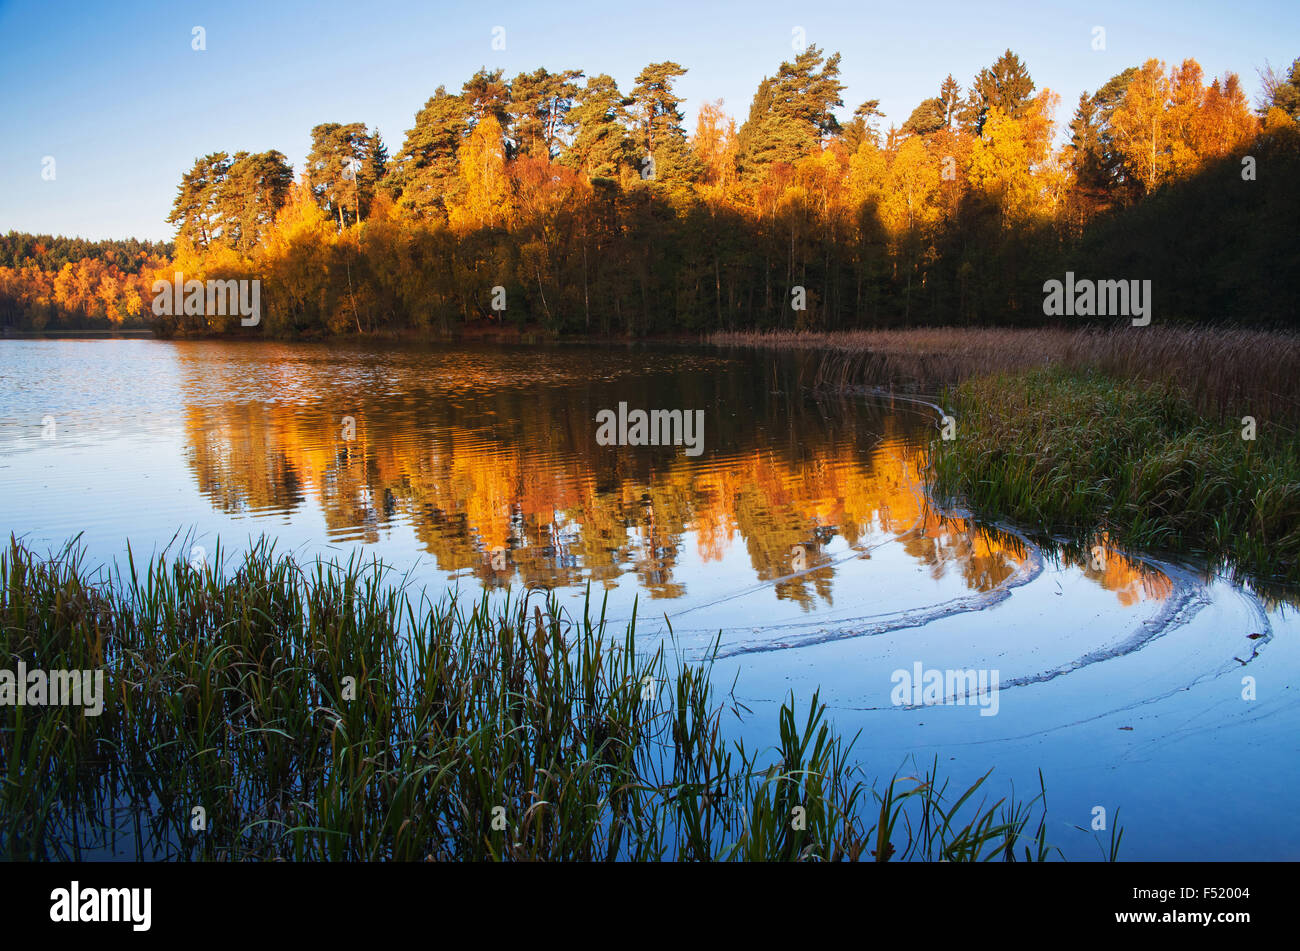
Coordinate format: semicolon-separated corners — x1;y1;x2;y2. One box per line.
2;338;1297;859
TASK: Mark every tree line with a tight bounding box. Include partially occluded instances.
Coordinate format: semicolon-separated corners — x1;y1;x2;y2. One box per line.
4;51;1298;334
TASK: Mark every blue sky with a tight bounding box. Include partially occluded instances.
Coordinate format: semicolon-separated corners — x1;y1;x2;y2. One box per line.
2;0;1296;241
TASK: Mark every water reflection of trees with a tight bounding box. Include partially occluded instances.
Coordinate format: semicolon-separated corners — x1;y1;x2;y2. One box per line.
928;517;1175;604
177;349;1171;608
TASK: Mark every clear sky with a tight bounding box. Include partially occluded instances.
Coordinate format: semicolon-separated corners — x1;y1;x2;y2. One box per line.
2;0;1296;242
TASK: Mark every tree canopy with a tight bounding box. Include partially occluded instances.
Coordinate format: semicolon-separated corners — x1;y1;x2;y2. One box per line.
4;47;1295;335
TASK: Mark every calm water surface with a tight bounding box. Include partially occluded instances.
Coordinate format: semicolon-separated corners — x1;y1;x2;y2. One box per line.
1;339;1297;859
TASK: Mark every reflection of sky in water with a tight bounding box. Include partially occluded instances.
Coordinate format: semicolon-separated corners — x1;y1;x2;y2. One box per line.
0;339;1166;621
2;339;1298;861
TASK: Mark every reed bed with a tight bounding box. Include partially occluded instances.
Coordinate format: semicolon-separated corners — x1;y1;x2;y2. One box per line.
930;368;1300;585
0;536;1077;862
710;327;1300;426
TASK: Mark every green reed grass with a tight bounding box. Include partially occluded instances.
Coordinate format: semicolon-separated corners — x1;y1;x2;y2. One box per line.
0;536;1088;861
930;368;1300;585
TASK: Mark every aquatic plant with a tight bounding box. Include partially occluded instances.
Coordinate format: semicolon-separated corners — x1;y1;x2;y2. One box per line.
928;368;1300;585
0;536;1076;862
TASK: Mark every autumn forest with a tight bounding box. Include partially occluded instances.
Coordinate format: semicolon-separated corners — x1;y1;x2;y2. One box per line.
3;48;1299;335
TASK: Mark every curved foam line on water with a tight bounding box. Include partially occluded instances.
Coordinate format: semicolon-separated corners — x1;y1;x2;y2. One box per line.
912;587;1277;748
718;547;1043;659
656;519;1277;728
995;560;1214;690
637;535;1045;660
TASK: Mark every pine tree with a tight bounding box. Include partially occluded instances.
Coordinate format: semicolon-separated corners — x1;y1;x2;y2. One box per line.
630;62;689;156
841;99;884;151
462;68;511;128
938;75;962;127
735;46;845;179
167;153;231;250
363;133;389;195
902;98;947;136
562;74;635;182
220;151;294;251
306;123;383;228
961;50;1035;136
387;87;471;219
508;68;583;158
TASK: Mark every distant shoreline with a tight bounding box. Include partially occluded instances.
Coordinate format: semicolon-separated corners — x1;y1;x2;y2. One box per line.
0;328;156;338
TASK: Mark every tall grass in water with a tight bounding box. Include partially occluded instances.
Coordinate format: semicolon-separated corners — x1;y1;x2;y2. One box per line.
930;368;1300;585
0;537;1082;861
711;327;1300;426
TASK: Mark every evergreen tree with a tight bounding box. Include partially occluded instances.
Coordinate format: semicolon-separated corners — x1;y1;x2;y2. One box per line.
902;98;947;136
363;133;389;194
736;46;845;178
961;50;1035;136
387;87;471;219
220;150;294;251
629;61;689;156
1068;67;1138;206
462;68;512;128
508;67;584;158
938;74;962;127
167;153;231;250
562;74;636;182
841;99;884;151
306;123;382;228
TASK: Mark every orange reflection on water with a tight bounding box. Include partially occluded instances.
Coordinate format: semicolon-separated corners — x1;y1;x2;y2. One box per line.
182;394;1171;608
